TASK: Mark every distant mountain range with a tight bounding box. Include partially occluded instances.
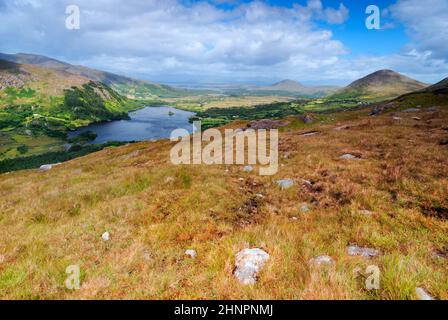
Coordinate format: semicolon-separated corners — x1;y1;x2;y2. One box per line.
331;69;429;101
0;53;182;99
256;80;340;97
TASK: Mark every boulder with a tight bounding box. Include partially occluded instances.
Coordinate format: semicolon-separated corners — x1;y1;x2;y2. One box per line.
39;164;53;172
300;131;320;137
185;249;197;259
101;232;110;241
298;114;315;124
347;245;380;258
234;248;270;285
415;287;434;300
243;165;254;173
340;154;361;160
277;179;294;189
309;255;334;266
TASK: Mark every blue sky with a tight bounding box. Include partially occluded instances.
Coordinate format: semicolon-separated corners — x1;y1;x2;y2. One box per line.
0;0;447;85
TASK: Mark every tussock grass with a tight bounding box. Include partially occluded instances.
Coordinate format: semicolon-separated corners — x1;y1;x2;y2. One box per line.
0;107;447;300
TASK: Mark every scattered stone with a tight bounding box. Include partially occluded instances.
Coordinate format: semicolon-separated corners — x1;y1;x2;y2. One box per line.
0;254;5;264
401;108;420;113
335;125;350;131
392;117;402;121
243;165;254;173
427;107;438;112
309;255;334;266
185;249;197;259
234;248;270;285
238;178;245;182
101;232;110;242
256;194;264;199
302;179;312;186
248;119;288;130
39;164;53;172
370;107;381;116
340;154;361;160
415;287;434;300
165;176;175;183
359;209;374;216
299;203;311;213
290;217;299;221
277;179;294;189
300;131;320;137
25;129;33;136
347;245;380;258
142;250;152;261
412;116;421;121
298;114;315;124
283;152;291;159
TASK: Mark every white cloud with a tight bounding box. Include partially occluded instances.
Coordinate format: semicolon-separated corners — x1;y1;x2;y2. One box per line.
389;0;448;60
0;0;446;84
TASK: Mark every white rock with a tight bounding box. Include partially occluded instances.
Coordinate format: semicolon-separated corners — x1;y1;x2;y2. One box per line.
290;217;299;221
277;179;294;189
340;154;361;160
101;232;110;242
309;255;334;266
243;165;253;173
359;210;374;216
256;194;264;199
0;254;5;264
234;248;270;285
185;249;197;259
415;287;434;300
347;245;380;258
39;164;53;172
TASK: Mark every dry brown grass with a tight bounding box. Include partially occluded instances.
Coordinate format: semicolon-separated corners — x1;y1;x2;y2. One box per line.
0;107;447;300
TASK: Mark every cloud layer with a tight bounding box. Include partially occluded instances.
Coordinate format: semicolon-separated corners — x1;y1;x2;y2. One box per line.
0;0;446;84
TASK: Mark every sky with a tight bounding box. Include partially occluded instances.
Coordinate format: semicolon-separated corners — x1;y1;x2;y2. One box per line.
0;0;447;85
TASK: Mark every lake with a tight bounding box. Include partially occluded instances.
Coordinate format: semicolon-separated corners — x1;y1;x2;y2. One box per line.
68;106;196;144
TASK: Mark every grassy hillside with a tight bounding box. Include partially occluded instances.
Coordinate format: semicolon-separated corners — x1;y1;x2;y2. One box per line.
0;59;140;160
0;53;185;99
0;106;447;299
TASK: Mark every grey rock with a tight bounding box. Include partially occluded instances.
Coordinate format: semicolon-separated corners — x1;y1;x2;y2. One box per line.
298;114;315;124
340;154;361;160
185;249;197;259
300;131;320;137
243;165;254;173
427;107;438;112
347;245;380;258
234;248;270;285
39;164;53;172
277;179;294;189
309;255;334;266
401;108;420;113
359;210;374;216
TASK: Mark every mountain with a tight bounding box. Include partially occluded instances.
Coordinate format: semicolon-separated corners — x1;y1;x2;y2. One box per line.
256;80;340;97
0;53;182;99
259;80;307;92
0;59;89;95
332;70;429;101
